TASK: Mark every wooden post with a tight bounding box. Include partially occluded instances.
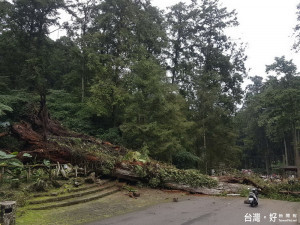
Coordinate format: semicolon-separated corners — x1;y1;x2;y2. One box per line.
56;162;60;177
74;166;78;178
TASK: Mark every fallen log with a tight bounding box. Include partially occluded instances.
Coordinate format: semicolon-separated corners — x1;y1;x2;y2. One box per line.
165;183;222;195
12;122;43;145
242;177;265;191
279;191;300;195
113;168;141;182
219;176;241;183
220;176;265;191
0;132;8;138
17;148;72;164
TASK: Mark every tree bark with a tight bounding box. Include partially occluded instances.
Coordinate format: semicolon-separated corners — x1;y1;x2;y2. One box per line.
0;132;8;138
294;127;300;178
38;94;49;141
284;137;288;166
265;139;270;175
113;168;141;182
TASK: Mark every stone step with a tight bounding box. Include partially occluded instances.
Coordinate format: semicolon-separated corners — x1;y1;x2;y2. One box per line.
29;187;120;210
29;182;115;205
33;184;98;198
32;179;110;198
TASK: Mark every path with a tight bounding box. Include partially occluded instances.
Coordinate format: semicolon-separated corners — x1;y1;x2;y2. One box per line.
86;196;300;225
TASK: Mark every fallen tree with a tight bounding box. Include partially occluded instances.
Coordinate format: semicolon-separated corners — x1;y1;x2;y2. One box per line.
0;132;8;138
164;183;222;195
6;119;126;165
219;175;265;190
0;117;224;193
279;191;300;195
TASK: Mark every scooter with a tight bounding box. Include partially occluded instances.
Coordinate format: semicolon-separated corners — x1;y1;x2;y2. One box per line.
244;188;258;207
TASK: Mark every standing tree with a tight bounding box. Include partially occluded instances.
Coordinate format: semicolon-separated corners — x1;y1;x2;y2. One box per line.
88;0;167;127
237;76;272;173
166;1;197;94
240;57;300;175
120;58;191;162
64;0;97;102
5;0;65;139
166;0;246;170
262;56;300;176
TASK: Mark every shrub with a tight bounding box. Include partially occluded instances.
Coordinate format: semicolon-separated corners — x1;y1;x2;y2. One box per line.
172;150;200;169
98;127;124;145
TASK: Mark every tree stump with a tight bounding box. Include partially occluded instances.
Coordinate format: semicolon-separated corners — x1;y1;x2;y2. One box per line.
0;201;16;225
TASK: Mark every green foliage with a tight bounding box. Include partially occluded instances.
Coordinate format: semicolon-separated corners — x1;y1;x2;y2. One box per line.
47;90;97;134
0;186;28;207
237;57;300;171
97;127;123;145
177;169;218;188
129;162;218;188
92;151;117;176
266;56;297;78
239;187;250;197
172;150;200;169
43;159;50;167
123;185;137;193
148;177;161;188
23;153;32;158
0;102;13;116
123;151;149;163
133;165;147;178
86;0;167;127
0;0;249;171
32;178;48;192
263;183;300;202
165;0;245;169
0;150;16;160
0;91;34;121
121;59;191;162
100;159;116;175
89;79;126;118
0;150;23;168
156;167;218;188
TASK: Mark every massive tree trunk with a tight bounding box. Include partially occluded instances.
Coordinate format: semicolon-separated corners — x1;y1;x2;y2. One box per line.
38;94;49;141
0;132;8;138
293;126;300;178
284;137;288;166
264;138;270;175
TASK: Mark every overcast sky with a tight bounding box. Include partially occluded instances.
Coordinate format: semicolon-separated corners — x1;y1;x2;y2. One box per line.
152;0;300;81
51;0;300;83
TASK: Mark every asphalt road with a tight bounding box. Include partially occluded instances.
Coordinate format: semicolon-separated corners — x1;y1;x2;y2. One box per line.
86;196;300;225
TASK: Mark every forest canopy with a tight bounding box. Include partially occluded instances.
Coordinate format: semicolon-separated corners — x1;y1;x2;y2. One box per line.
0;0;299;175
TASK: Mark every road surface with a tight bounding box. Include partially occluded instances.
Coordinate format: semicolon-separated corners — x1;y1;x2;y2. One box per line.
86;196;300;225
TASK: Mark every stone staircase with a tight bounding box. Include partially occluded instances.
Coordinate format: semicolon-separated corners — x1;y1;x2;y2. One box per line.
27;180;120;210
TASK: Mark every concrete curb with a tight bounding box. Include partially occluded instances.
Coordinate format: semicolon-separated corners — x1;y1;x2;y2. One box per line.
298;209;300;224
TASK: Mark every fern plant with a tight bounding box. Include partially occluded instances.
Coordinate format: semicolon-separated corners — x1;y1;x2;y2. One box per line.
0;102;13;116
